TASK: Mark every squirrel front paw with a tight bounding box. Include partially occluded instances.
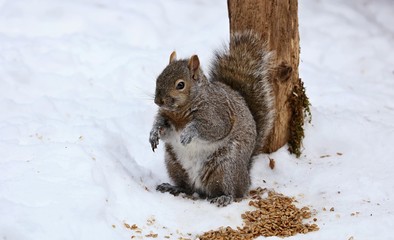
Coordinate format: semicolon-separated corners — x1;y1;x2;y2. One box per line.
180;131;194;145
149;127;160;152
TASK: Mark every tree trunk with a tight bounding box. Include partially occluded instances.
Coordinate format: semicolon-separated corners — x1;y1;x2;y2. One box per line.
228;0;305;154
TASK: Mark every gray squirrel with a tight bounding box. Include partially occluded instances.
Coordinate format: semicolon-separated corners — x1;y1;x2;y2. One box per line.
149;31;275;207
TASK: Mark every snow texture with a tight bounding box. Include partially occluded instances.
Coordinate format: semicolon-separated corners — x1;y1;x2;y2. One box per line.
0;0;393;239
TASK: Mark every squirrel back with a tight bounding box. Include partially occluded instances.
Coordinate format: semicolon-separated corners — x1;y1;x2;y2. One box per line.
209;31;275;154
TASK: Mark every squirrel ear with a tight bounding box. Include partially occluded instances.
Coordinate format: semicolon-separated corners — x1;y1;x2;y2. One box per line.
188;55;200;79
169;51;177;64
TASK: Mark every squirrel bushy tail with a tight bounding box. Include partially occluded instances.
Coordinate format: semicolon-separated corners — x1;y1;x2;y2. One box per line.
209;31;275;155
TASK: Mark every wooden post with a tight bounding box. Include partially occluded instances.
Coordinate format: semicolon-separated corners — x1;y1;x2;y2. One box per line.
228;0;307;155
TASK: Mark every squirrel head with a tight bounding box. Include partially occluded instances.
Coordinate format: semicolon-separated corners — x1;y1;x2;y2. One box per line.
154;51;205;111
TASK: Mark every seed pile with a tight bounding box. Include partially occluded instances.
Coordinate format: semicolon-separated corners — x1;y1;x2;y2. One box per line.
198;188;319;239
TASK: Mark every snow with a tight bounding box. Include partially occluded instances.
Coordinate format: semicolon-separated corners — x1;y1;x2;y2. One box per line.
1;0;393;239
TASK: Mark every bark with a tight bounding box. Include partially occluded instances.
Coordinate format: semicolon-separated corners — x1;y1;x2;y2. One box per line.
228;0;302;153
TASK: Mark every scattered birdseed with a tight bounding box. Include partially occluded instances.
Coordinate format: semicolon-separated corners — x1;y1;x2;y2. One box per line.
198;188;319;239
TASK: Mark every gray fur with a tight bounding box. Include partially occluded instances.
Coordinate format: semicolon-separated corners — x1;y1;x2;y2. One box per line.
210;31;275;154
150;31;274;207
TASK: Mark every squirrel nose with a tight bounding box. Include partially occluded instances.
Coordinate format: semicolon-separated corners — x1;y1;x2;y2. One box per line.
154;97;164;106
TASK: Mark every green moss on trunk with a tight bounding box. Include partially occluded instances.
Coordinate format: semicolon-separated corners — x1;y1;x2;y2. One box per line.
288;79;311;157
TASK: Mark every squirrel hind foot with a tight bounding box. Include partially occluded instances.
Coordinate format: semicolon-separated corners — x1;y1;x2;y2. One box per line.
156;183;189;196
209;195;234;207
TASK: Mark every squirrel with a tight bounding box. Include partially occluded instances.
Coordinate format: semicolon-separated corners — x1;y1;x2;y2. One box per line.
149;31;275;207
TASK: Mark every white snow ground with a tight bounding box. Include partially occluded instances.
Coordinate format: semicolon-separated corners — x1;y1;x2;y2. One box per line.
0;0;393;239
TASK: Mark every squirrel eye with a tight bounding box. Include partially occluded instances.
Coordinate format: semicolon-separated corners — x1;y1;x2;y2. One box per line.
176;81;185;90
